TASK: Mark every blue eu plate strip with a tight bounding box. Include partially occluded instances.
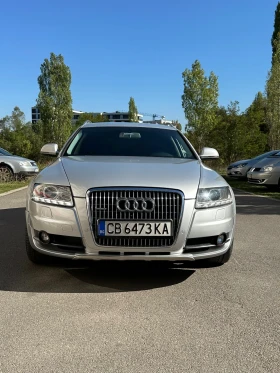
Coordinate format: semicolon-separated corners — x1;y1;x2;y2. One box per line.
98;220;105;236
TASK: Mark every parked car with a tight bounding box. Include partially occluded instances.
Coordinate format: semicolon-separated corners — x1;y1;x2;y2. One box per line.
247;151;280;189
0;147;39;181
227;150;280;179
25;122;236;265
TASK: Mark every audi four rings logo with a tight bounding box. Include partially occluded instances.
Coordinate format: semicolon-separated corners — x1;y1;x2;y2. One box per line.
116;197;155;212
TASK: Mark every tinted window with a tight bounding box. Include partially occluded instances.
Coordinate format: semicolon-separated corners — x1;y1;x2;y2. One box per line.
0;147;12;156
64;127;196;159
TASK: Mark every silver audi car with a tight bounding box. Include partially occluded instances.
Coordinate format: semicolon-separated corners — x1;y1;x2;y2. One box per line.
25;122;236;265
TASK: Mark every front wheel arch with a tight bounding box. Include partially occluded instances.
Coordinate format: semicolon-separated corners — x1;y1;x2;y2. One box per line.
0;162;15;173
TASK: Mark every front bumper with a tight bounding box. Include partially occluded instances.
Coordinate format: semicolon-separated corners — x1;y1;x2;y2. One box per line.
227;168;247;178
17;166;39;177
247;171;279;185
26;197;235;262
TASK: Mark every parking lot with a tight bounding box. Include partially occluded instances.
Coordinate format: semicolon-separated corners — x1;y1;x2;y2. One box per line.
0;189;279;373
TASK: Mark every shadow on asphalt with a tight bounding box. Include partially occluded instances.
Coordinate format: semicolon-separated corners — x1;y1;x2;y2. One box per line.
235;193;280;215
0;207;196;293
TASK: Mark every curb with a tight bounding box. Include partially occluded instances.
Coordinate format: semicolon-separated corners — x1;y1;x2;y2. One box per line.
233;188;280;203
0;186;28;198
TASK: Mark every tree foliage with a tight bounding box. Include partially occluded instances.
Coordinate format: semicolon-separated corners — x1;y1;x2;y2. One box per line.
0;107;44;160
182;60;219;151
186;98;268;166
272;2;280;62
266;36;280;149
128;97;138;122
74;112;108;130
37;53;73;148
172;120;182;131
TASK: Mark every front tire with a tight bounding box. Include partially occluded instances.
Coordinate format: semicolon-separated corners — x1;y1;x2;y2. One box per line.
208;242;233;265
0;165;14;182
25;229;48;264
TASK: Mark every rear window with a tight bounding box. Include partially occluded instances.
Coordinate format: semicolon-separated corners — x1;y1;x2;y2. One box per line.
64;127;196;159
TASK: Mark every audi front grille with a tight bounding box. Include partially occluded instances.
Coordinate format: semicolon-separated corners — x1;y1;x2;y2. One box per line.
87;188;184;247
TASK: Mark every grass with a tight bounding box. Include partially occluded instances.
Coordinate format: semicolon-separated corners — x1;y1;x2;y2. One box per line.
0;180;30;194
223;175;280;200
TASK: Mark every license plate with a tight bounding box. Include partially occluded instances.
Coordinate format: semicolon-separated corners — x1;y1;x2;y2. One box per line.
98;221;172;237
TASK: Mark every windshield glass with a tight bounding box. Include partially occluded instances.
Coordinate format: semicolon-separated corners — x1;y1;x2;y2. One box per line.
64;127;196;159
0;147;12;156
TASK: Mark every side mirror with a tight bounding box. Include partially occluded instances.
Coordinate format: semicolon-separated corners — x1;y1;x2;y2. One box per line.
200;147;219;160
41;143;59;157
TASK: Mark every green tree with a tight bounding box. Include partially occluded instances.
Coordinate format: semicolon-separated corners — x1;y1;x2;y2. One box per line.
182;60;219;151
272;2;280;62
211;102;241;164
266;36;280;149
37;52;73;148
128;97;138;122
0;107;44;160
246;92;268;134
0;116;9;131
2;106;25;130
75;112;95;128
172;120;182;131
74;112;108;130
208;101;267;165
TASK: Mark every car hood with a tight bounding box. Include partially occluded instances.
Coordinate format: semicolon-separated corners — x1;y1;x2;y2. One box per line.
60;156;202;198
0;155;35;162
251;157;280;169
228;159;250;167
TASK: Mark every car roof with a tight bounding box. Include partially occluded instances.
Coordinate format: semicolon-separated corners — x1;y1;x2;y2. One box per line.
81;121;177;131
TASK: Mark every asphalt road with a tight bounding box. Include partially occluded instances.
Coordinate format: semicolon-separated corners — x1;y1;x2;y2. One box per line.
0;189;279;373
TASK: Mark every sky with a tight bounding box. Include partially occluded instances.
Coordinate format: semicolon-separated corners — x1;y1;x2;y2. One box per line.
0;0;278;126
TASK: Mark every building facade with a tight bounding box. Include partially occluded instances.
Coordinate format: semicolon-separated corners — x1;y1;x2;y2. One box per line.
143;118;173;125
31;108;144;125
94;111;143;123
31;107;84;125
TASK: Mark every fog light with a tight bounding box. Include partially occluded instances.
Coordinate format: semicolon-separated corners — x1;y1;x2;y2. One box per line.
217;234;226;246
39;231;50;244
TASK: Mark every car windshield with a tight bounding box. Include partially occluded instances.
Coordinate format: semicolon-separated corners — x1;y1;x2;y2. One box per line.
64;126;196;159
0;147;12;156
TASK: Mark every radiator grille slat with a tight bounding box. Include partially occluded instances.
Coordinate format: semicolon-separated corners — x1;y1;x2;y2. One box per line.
88;188;183;247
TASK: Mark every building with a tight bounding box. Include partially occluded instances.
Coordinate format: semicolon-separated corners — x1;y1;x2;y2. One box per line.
31;107;84;125
31;107;40;124
94;111;143;123
143;118;173;125
31;107;144;125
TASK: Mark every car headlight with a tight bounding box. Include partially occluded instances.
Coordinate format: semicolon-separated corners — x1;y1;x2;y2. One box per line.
31;184;74;207
238;163;248;168
260;166;273;172
19;161;30;167
196;187;232;209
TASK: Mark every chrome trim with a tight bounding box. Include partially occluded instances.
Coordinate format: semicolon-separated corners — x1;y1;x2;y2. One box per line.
86;187;185;249
116;197;155;212
185;238;230;250
34;237;84;250
185;243;216;249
